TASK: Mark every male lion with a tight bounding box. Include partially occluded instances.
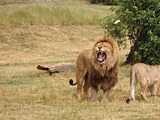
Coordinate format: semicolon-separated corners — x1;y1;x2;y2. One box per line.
126;63;160;103
69;37;119;101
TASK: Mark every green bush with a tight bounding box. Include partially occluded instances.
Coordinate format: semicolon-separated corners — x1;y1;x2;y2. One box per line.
90;0;117;5
102;0;160;65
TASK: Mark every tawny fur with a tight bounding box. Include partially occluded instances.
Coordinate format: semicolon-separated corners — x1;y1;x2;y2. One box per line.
126;63;160;103
70;37;119;101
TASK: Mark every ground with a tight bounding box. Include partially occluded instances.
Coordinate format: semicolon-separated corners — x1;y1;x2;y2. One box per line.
0;25;160;120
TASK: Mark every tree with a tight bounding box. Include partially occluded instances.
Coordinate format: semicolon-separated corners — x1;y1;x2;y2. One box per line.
102;0;160;65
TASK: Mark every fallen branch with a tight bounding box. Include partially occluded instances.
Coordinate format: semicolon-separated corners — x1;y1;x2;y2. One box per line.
36;63;75;75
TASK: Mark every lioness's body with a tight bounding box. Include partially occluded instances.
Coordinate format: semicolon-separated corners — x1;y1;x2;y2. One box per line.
70;37;119;101
126;63;160;103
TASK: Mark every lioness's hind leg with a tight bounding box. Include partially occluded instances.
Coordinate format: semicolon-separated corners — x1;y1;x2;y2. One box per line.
140;84;147;100
149;86;156;97
149;82;159;97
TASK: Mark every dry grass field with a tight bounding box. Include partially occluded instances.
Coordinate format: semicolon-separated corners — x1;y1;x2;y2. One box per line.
0;1;160;120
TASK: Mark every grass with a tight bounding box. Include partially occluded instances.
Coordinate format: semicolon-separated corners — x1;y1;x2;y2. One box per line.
0;1;112;26
0;0;23;5
0;1;160;120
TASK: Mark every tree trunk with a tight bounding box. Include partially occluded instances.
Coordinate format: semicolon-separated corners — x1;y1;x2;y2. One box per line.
37;63;75;75
125;41;139;65
125;48;135;65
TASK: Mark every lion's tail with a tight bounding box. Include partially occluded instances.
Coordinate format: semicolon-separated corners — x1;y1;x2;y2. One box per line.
69;79;77;86
126;65;137;104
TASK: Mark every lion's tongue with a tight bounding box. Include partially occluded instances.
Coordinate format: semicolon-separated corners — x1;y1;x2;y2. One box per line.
99;54;103;58
98;53;104;61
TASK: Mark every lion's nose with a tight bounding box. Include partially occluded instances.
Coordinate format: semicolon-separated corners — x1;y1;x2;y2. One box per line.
98;47;102;50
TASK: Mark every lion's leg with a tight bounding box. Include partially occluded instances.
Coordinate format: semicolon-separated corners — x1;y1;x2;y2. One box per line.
75;71;84;99
75;70;89;99
102;89;110;101
149;81;159;97
91;87;98;102
129;78;138;101
140;81;148;100
126;68;138;103
83;81;90;99
75;79;83;99
149;85;156;97
140;93;147;100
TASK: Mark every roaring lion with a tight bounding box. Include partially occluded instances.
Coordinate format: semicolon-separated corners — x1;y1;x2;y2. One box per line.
69;37;119;101
126;63;160;103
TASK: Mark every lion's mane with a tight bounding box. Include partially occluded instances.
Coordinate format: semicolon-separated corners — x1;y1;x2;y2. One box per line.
89;37;119;91
69;37;119;101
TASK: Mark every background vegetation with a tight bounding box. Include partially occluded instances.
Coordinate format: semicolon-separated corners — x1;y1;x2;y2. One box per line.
0;1;112;26
90;0;117;5
103;0;160;65
0;0;23;5
0;0;160;120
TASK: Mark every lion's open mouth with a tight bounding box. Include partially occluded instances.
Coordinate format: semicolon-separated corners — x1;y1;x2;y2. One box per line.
97;51;106;63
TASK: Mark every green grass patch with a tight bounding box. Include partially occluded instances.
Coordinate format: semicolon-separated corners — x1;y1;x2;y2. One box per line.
4;78;26;85
0;2;112;26
0;0;23;5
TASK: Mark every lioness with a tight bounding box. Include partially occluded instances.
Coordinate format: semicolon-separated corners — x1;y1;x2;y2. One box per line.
126;63;160;103
69;37;119;101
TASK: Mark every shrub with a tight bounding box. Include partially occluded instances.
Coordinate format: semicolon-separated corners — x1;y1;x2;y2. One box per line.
102;0;160;65
90;0;117;5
